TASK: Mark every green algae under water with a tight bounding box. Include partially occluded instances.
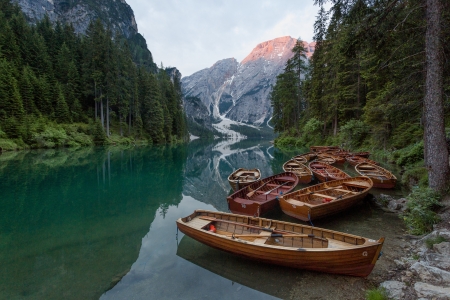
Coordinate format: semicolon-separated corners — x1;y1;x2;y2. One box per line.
0;140;406;300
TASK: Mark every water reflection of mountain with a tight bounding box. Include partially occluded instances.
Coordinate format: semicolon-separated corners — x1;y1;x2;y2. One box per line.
0;146;186;300
183;139;278;211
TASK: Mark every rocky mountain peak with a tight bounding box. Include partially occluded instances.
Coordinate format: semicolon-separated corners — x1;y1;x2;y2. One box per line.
241;36;297;65
182;36;312;128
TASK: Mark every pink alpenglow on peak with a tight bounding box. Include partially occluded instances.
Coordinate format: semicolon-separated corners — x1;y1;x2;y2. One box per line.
241;36;314;65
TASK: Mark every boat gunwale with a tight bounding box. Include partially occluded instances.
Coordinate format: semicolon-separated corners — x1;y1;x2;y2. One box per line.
178;209;382;251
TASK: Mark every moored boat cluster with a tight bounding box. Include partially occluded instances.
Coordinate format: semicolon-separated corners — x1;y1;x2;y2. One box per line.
177;146;396;277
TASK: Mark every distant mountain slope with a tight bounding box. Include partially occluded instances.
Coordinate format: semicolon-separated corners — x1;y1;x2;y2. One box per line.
181;36;314;127
14;0;156;71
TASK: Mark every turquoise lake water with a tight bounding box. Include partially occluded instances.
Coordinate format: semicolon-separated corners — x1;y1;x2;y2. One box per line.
0;139;407;299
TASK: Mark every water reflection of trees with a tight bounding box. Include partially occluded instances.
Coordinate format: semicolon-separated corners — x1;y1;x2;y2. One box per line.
0;145;187;300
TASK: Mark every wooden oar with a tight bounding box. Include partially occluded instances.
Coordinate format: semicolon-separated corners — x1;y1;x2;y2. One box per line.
226;233;311;238
246;181;270;197
263;181;290;195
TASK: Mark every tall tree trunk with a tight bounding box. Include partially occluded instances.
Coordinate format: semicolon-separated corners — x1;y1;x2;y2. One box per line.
129;98;132;135
119;113;123;136
94;81;97;120
106;96;110;137
424;0;449;191
100;92;104;129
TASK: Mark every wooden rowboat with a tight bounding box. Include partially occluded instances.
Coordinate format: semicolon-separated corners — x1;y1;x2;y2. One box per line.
316;155;336;165
282;160;313;183
279;177;373;221
355;162;397;189
309;161;350;182
319;153;346;164
176;210;384;277
228;168;261;191
346;156;378;166
292;152;317;163
227;172;299;217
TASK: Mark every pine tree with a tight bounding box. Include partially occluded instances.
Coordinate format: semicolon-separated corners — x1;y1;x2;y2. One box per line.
54;84;71;123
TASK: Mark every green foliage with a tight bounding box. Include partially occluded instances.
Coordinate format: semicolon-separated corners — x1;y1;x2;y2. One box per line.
365;287;388;300
0;138;19;150
0;0;188;148
298;117;323;146
401;165;428;187
391;123;423;148
91;121;107;144
32;127;68;148
402;187;442;235
425;236;447;249
339;119;369;149
392;142;424;167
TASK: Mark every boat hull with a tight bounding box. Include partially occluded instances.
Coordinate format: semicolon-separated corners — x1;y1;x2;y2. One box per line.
279;177;373;221
355;163;397;189
177;210;384;277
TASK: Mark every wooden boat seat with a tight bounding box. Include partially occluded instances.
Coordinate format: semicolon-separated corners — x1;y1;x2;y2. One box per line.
286;199;305;206
343;182;371;188
328;238;354;249
191;218;213;228
312;193;336;199
253;231;271;244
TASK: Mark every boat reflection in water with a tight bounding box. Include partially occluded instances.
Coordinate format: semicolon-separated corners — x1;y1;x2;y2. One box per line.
176;234;300;299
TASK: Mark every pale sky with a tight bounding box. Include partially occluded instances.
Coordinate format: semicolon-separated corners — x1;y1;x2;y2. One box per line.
126;0;327;77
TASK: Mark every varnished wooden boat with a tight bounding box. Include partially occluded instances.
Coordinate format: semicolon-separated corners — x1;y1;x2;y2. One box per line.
292;152;317;163
310;146;341;153
319;153;346;164
309;161;350;182
279;177;373;221
355;162;397;189
228;168;261;191
176;210;384;277
350;152;370;158
227;172;299;217
316;155;336;165
346;156;378;166
282;160;313;183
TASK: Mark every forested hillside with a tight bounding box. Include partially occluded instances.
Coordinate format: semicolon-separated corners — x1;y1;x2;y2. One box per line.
271;0;449;191
0;0;188;150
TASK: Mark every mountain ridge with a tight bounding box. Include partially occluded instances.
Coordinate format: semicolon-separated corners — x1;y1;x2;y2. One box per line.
181;36;313;130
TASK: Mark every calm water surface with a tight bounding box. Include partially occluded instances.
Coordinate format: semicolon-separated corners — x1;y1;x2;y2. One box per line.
0;139;407;300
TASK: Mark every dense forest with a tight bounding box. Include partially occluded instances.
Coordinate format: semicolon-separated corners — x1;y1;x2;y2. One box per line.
0;0;188;150
271;0;449;192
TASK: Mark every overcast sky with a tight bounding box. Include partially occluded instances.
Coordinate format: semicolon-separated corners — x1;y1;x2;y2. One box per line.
126;0;326;77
